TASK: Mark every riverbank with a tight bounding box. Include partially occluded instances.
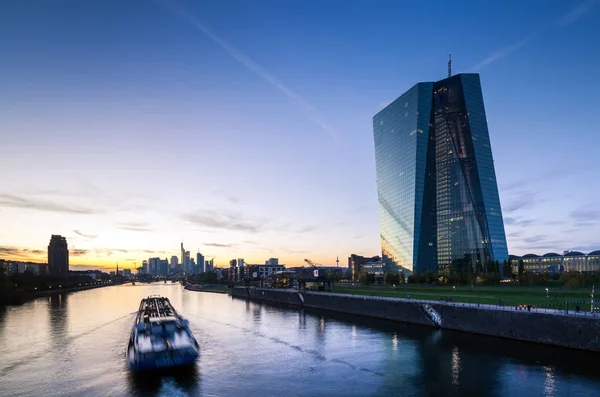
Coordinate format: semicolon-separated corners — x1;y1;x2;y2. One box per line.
231;286;600;352
0;282;113;306
184;283;229;294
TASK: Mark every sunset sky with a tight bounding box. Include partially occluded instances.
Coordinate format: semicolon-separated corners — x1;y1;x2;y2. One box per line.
1;0;599;270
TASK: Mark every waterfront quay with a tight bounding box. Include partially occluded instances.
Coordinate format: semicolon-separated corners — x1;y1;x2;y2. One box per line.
232;286;600;352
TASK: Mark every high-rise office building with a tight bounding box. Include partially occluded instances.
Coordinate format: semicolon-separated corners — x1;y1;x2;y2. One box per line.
148;257;161;276
373;73;508;274
196;252;205;274
48;235;69;275
205;259;214;272
180;242;185;273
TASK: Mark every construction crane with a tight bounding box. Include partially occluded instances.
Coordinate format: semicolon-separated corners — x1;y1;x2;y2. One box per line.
304;259;326;278
304;259;321;268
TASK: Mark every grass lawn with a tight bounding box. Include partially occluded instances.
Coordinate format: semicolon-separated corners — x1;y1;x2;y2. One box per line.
331;284;597;311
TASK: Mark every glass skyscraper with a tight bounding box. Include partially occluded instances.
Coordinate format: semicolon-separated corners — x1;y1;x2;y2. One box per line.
373;73;508;274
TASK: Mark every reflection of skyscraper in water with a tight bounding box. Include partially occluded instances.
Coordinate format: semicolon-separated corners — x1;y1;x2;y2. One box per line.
48;293;69;355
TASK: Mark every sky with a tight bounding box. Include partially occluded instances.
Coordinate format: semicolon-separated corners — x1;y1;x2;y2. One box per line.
1;0;599;270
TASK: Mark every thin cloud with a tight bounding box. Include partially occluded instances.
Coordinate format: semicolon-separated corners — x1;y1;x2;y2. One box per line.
73;230;98;239
281;248;309;255
0;193;98;215
0;246;45;257
570;208;600;221
95;248;129;257
295;225;320;234
560;0;598;26
71;249;89;256
503;216;534;227
204;242;235;248
184;210;265;233
471;36;533;71
117;222;154;233
472;1;597;71
159;0;338;142
503;192;542;213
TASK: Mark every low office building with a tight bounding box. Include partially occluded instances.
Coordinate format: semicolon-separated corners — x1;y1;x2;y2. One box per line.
510;250;600;273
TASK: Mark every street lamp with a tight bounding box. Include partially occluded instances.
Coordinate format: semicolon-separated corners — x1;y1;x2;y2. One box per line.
545;288;549;298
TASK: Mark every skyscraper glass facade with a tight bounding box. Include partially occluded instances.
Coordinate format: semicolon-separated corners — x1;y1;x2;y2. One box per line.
373;74;508;273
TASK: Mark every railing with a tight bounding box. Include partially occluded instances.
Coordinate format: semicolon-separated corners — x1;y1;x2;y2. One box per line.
304;290;600;318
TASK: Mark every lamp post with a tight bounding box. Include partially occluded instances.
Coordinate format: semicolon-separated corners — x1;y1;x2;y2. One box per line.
545;288;549;298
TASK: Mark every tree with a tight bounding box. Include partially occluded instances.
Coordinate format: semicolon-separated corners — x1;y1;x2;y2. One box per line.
399;272;406;284
384;272;399;285
494;260;501;274
475;260;483;274
359;273;375;285
518;259;524;276
502;260;512;278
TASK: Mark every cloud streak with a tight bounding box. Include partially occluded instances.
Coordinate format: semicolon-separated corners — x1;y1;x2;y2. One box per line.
204;242;235;248
570;208;600;221
0;246;45;257
184;210;266;233
471;36;533;71
117;222;154;233
0;193;98;215
73;230;98;239
560;0;598;26
160;0;338;142
472;1;597;70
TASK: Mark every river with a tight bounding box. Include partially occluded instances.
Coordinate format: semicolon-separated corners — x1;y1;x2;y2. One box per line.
0;283;599;397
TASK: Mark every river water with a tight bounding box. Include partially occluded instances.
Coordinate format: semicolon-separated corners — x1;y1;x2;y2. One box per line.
1;283;599;397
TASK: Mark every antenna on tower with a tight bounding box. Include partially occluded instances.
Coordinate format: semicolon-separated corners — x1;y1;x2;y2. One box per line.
448;53;452;78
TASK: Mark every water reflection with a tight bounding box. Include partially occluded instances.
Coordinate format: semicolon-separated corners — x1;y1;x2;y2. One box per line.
451;346;461;386
544;366;555;396
298;311;306;329
2;285;600;397
48;293;68;340
127;364;200;396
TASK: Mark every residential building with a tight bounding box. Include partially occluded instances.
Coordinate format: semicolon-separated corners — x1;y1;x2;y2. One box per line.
373;72;508;274
229;258;246;281
247;262;286;279
48;235;69;275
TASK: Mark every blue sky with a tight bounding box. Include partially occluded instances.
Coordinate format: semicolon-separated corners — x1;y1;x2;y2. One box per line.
1;0;599;269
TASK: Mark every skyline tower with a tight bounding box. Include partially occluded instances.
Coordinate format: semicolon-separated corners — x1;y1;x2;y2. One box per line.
373;73;508;274
48;235;69;275
181;241;185;274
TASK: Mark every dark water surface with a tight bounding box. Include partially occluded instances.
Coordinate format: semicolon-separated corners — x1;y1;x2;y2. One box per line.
1;283;599;396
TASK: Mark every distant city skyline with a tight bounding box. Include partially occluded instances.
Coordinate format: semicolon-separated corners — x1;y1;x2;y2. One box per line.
1;1;599;270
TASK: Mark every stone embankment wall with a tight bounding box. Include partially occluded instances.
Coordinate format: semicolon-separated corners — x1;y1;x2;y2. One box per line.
231;287;600;352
